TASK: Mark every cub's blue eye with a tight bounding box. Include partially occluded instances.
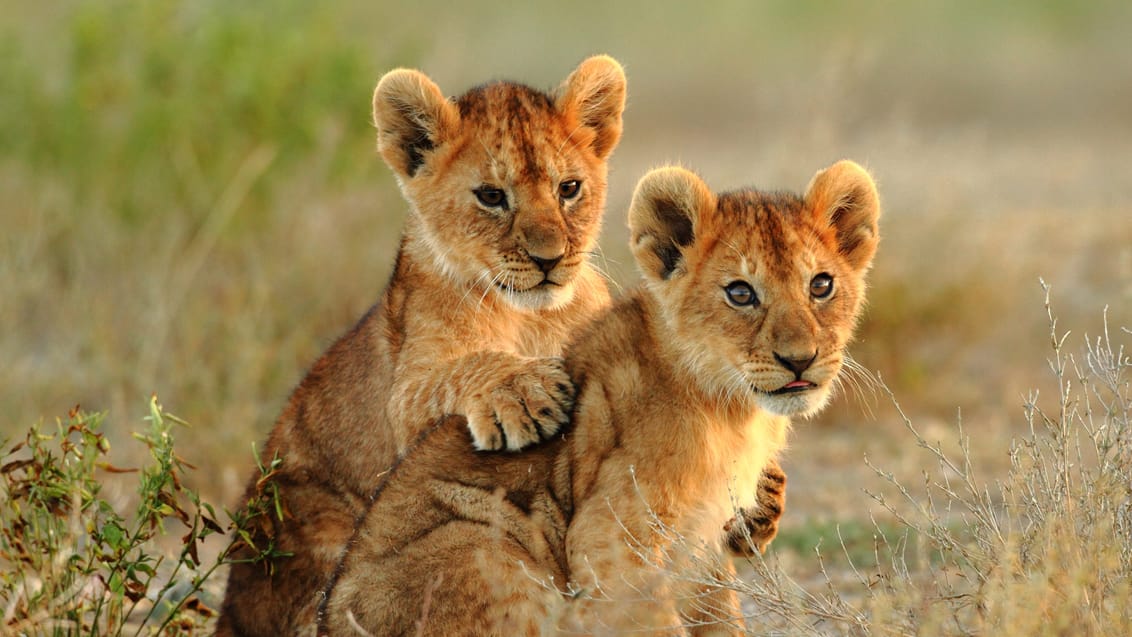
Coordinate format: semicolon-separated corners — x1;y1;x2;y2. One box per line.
724;281;758;307
474;187;507;208
810;273;834;299
558;180;581;200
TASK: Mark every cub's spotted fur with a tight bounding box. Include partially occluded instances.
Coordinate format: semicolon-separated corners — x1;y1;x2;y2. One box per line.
216;57;626;636
319;161;881;636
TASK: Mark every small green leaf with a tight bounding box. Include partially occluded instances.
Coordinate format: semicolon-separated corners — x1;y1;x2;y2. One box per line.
101;520;125;550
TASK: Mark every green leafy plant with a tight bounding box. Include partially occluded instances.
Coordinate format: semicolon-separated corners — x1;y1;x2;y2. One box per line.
223;444;291;575
0;397;285;636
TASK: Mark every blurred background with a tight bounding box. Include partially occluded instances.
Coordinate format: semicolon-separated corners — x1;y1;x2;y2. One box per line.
2;0;1130;544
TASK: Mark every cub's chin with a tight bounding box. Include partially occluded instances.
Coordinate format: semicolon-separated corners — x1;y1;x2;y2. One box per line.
495;280;576;312
755;383;833;418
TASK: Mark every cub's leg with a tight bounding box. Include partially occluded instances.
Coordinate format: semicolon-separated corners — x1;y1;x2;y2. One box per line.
723;457;787;556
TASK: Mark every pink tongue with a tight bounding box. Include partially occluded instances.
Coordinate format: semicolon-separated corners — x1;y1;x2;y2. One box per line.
784;380;811;389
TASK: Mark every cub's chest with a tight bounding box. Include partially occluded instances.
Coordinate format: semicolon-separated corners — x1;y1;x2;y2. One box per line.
649;419;781;547
410;301;559;355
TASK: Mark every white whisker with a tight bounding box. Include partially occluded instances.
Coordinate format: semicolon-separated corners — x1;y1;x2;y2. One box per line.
838;354;880;418
476;269;507;310
721;239;747;262
586;246;623;295
477;136;502;177
458;269;494;308
556;123;588;159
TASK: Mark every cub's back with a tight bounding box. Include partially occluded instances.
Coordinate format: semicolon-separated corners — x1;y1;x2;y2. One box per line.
319;415;570;636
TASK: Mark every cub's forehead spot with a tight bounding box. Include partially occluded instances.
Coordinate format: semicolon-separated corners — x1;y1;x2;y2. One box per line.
456;82;573;184
706;188;824;283
712;239;755;280
797;240;822;272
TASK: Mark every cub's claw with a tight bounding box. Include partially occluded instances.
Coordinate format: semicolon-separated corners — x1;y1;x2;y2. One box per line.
723;459;787;556
466;357;575;451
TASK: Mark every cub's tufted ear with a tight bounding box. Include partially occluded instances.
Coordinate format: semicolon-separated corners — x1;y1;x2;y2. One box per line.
804;160;881;272
629;167;715;282
556;55;627;160
372;69;459;179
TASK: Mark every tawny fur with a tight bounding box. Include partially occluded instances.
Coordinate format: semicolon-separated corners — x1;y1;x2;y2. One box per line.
319;161;881;636
215;56;628;637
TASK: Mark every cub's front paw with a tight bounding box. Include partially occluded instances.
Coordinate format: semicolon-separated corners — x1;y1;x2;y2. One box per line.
723;459;787;556
465;357;575;451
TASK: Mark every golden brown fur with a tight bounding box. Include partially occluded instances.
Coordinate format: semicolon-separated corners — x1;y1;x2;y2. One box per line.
216;57;628;636
319;161;881;636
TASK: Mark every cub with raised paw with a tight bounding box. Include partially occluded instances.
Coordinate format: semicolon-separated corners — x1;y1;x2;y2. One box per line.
216;56;626;637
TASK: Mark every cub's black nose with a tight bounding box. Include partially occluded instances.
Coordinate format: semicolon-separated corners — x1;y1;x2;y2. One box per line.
530;254;563;274
774;351;817;376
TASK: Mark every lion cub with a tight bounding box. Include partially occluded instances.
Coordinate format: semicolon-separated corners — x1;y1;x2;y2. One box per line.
319;160;881;636
217;57;627;636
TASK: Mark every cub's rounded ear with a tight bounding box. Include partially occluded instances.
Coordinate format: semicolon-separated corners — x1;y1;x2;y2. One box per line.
556;55;627;160
629;167;715;282
373;69;459;179
804;160;881;272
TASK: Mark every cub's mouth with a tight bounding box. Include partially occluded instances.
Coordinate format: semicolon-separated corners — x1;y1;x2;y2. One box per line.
769;380;817;395
495;279;562;294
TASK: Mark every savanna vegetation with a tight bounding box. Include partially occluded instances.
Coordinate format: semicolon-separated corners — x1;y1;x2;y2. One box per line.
2;1;1130;634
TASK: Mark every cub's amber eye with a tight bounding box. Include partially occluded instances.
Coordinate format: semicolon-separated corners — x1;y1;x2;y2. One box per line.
474;187;507;208
810;273;834;299
558;179;581;200
724;281;759;307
